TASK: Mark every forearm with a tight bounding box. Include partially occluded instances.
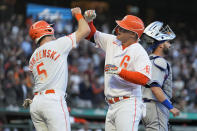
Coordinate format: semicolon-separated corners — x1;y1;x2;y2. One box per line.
75;14;90;43
151;86;174;110
119;69;149;85
151;87;167;102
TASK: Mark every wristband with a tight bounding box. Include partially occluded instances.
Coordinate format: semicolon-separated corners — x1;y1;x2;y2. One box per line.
161;99;173;110
75;14;84;21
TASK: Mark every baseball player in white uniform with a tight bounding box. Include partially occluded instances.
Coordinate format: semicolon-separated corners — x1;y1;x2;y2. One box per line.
84;10;152;131
141;21;180;131
25;7;90;131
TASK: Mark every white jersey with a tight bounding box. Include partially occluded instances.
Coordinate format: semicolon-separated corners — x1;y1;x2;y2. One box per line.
94;31;151;98
29;33;77;96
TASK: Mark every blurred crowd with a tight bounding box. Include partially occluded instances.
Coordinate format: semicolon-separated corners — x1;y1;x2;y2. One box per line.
0;10;197;115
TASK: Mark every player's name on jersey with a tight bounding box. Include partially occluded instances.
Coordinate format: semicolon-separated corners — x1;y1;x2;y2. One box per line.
29;49;60;70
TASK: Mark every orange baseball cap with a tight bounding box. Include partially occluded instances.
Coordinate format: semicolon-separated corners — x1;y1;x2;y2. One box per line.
116;15;145;38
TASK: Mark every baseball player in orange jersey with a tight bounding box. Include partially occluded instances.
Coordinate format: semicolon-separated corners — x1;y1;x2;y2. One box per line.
84;10;152;131
26;7;90;131
141;21;180;131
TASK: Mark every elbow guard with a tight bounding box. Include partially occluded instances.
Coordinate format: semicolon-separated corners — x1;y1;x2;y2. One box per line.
145;80;161;88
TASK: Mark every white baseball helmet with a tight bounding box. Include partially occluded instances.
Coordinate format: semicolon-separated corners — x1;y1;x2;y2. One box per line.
144;21;176;41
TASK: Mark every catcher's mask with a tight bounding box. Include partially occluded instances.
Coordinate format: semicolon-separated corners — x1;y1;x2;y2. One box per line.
143;21;176;52
29;20;54;44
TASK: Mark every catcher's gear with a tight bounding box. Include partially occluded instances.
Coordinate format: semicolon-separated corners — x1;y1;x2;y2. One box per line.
115;15;145;38
22;98;32;109
145;80;160;88
144;21;176;41
143;21;176;52
105;64;122;74
29;20;54;44
84;10;96;22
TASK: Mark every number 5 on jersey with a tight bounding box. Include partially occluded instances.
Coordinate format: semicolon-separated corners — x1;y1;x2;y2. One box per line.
37;62;47;80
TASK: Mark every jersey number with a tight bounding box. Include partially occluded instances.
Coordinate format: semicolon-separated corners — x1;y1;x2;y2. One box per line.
37;62;47;80
120;55;130;68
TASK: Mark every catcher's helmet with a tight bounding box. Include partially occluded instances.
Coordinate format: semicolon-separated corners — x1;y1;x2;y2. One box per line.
143;21;176;52
115;15;145;38
144;21;176;41
29;20;54;44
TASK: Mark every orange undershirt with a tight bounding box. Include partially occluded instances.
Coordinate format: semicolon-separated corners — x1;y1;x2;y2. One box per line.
119;68;149;85
86;21;96;40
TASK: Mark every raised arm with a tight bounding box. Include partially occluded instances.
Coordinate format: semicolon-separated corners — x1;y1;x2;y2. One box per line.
71;7;90;43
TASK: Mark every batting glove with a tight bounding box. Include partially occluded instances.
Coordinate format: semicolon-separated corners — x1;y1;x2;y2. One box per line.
22;98;32;109
84;10;96;22
104;64;122;75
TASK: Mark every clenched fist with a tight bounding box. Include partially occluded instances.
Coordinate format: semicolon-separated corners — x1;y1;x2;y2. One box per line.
84;10;96;22
170;107;180;117
71;7;82;16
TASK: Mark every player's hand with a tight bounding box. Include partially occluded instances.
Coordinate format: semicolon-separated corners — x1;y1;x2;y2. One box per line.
22;98;32;109
71;7;82;16
84;10;96;22
104;64;121;74
170;107;180;117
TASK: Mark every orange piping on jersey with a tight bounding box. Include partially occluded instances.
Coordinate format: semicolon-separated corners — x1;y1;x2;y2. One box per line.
86;21;96;40
67;34;74;48
119;69;149;85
